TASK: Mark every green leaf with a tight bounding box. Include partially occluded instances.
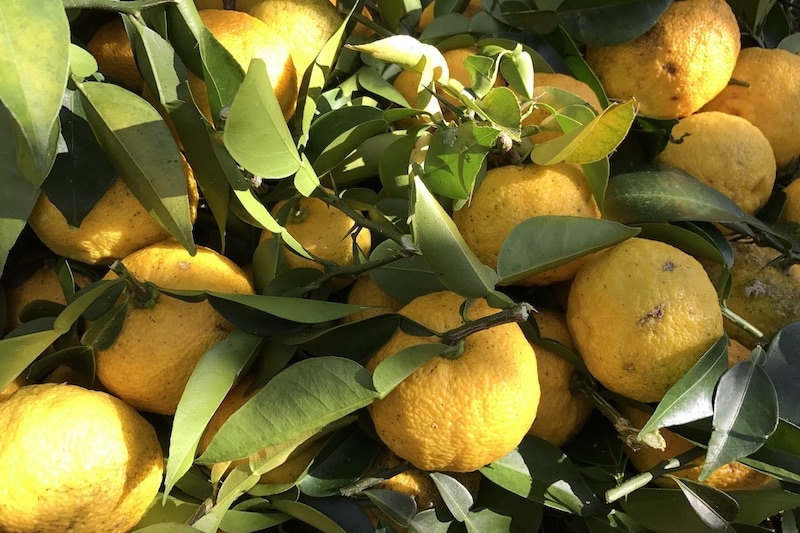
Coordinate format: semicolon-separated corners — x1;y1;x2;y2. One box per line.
422;123;499;200
746;419;800;483
368;240;447;305
77;81;195;254
68;43;98;80
480;436;603;515
123;14;187;106
475;87;521;135
219;510;292;532
372;343;449;398
556;0;671;46
496;216;638;285
299;426;381;497
430;472;474;522
79;296;129;351
0;0;69;185
223;59;300;179
622;488;737;533
530;100;635;165
269;500;348;533
673;477;738;531
581;157;609;211
639;336;728;437
364;489;417;527
376;0;421;32
164;330;262;498
287;314;400;363
306;106;387;175
412;176;498;297
408;508;455;533
197;357;377;463
764;322;800;425
207;293;366;324
702;361;779;480
604;169;747;224
464;508;514;533
134;524;201;533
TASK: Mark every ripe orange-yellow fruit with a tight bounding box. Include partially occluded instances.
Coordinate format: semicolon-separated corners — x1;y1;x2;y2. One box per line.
523;72;603;145
585;0;740;119
783;178;800;224
28;157;198;265
528;308;593;447
248;0;343;76
5;263;92;330
366;291;539;472
567;238;723;402
702;46;800;169
95;240;254;415
0;383;164;532
655;111;776;214
343;275;402;322
190;9;298;123
86;17;143;92
619;403;776;490
453;162;601;286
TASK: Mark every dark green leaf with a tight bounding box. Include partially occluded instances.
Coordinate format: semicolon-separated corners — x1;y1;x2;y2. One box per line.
26;345;94;384
208;293;367;324
557;0;671;46
306;106;387;175
412;176;498;297
378;134;415;198
430;472;474;522
635;222;731;269
622;489;735;533
300;427;381;497
134;525;200;533
223;59;300;179
582;156;609;211
77;81;195;254
604;169;747;224
371;343;449;398
764;322;800;425
364;489;416;527
270;499;348;533
497;216;638;285
197;357;377;463
288;314;400;363
368;240;447;305
673;477;738;531
702;362;779;480
79;296;129;351
640;336;728;436
219;509;292;532
745;419;800;483
0;0;69;185
123;14;187;106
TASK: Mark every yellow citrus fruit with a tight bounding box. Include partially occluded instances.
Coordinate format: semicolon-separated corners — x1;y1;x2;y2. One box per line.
655;111;776;214
249;0;343;76
190;9;298;123
782;178;800;224
567;237;723;402
522;72;603;145
199;376;323;483
28;157;199;265
95;240;254;415
259;196;372;283
702;47;800;169
418;0;485;29
343;275;402;323
585;0;740;119
452;162;601;286
0;383;164;532
5;263;92;330
527;308;593;447
86;17;144;92
619;403;776;490
366;290;540;472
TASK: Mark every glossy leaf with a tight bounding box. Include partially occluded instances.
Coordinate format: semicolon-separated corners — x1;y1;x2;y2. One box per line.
430;473;474;522
208;293;366;324
348;35;448;78
582;157;609;212
372;343;448;398
223;59;300;179
557;0;671;46
219;510;292;532
300;427;381;497
77;81;195;254
407;508;455;533
68;43;97;80
412;176;498;297
0;0;69;185
636;222;731;269
197;357;377;463
639;336;728;436
604;169;747;224
164;330;262;497
673;477;738;531
123;14;187;106
306;106;387;174
745;419;800;483
79;296;128;351
702;362;779;480
270;499;348;533
497;216;638;285
364;489;416;527
622;489;737;533
480;436;602;515
368;240;447;304
764;322;800;425
422;123;499;200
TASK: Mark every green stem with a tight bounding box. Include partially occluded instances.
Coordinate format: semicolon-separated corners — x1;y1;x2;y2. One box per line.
109;260;159;308
605;448;706;503
439;302;534;346
721;305;765;344
63;0;175;14
338;462;414;497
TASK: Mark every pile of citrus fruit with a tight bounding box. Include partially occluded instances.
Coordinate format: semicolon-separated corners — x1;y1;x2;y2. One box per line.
3;0;800;531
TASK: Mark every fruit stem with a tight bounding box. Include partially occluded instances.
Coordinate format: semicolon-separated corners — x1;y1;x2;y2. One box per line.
338;462;414;497
439;302;534;346
720;305;765;344
570;373;666;452
604;448;706;503
62;0;175;14
109;260;159;308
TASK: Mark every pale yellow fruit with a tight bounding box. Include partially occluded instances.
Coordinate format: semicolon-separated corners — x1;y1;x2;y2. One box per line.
28;157;198;265
366;291;539;472
585;0;740;119
452;162;601;286
702;47;800;169
190;9;298;122
5;263;92;329
620;403;776;490
567;238;723;402
86;17;143;92
418;0;484;29
527;308;593;447
523;72;603;145
249;0;343;76
655;111;776;213
96;240;254;415
0;384;164;533
343;275;402;323
259;196;372;284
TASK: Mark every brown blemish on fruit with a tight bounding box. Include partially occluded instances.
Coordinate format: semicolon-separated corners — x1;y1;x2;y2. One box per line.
638;303;666;324
663;62;677;75
662;261;676;272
